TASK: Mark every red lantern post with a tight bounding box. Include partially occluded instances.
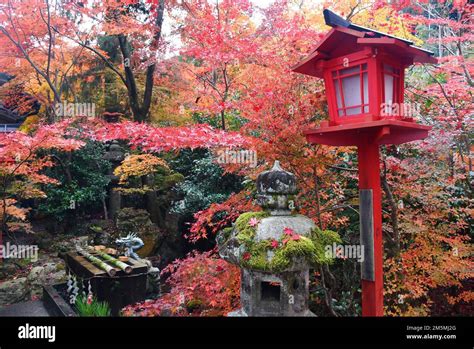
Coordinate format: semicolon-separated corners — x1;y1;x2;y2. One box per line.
292;10;437;316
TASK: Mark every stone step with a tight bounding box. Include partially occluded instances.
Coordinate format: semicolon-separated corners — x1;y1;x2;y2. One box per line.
0;300;51;317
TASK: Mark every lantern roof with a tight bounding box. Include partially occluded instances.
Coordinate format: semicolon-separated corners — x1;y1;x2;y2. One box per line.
292;9;437;78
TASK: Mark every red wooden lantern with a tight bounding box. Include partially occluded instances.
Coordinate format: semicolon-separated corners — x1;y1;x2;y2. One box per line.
292;10;437;317
293;9;436;131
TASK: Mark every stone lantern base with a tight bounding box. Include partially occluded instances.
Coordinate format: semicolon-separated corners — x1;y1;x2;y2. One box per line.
228;269;316;317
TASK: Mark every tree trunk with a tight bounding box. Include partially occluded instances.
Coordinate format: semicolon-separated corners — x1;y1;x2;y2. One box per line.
117;0;165;122
381;175;400;257
220;110;226;130
108;189;121;221
314;169;338;317
144;175;160;225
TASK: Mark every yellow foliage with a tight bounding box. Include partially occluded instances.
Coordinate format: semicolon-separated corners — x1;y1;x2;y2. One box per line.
113;185;154;195
18;115;40;134
114;154;169;184
299;3;423;47
352;7;423;46
0;199;28;221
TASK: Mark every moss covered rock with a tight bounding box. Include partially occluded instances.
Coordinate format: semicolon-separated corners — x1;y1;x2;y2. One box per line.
116;208;162;257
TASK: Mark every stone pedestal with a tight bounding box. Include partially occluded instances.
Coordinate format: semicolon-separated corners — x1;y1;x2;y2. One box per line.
229;268;314;317
108;189;121;220
102;141;124;220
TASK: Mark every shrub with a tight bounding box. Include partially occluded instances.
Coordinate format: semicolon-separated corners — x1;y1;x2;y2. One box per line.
38;140;110;221
122;251;240;316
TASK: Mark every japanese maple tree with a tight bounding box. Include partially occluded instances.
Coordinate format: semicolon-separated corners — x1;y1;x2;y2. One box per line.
0;122;84;237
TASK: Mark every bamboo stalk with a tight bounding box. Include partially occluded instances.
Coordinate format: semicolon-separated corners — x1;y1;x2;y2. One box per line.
76;247;117;277
87;247;132;274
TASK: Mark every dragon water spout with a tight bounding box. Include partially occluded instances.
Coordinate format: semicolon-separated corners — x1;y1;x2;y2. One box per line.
115;233;144;260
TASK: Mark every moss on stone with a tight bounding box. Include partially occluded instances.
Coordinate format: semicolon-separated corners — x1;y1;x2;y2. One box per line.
310;227;342;249
161;172;185;188
232;212;341;272
235;211;270;243
271;236;319;270
220;226;233;241
243;235;327;272
55;263;65;271
242;240;272;271
186;299;203;311
89;225;103;233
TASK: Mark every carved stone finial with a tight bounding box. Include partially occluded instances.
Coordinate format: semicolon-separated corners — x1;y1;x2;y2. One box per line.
256;160;297;215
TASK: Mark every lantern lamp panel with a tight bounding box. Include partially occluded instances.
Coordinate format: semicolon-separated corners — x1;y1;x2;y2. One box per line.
382;63;401;116
342;74;361;110
331;63;369;118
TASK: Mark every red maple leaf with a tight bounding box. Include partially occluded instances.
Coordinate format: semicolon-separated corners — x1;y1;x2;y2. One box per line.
270;239;279;248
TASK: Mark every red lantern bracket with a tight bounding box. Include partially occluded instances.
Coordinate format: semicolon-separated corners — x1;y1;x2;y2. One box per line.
304;119;431;147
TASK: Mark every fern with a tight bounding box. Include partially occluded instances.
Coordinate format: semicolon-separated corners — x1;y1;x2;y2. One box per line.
75;295;111;317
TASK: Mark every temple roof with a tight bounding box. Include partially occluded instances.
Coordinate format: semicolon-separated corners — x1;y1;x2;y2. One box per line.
0;104;24;124
0;73;39;127
292;9;437;78
0;73;13;86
